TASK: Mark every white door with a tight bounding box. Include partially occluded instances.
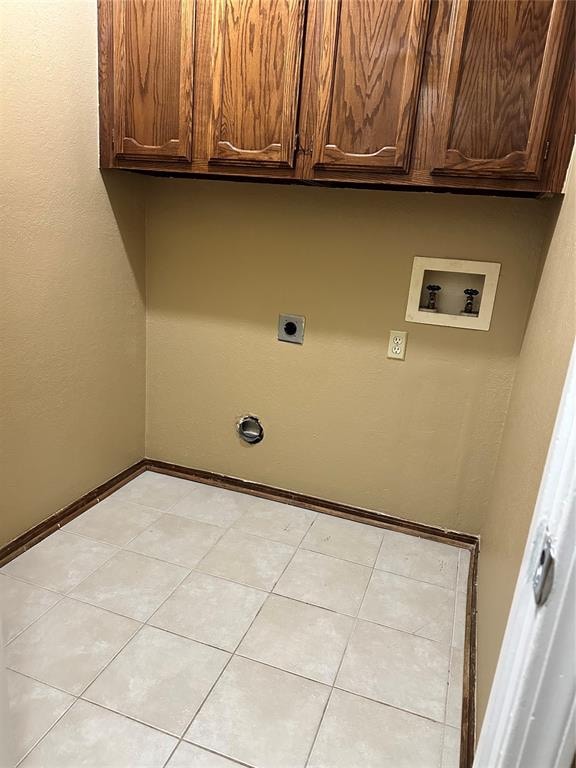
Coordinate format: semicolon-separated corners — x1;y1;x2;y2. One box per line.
474;342;576;768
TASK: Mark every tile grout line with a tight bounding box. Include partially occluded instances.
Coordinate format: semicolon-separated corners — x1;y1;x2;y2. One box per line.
177;743;254;768
6;538;461;709
5;520;461;654
73;548;201;697
14;698;178;768
9;650;454;749
2;594;66;647
13;690;77;767
158;485;297;761
160;591;275;768
147;467;478;552
303;555;376;768
4;668;78;700
2;531;121;599
4;501;462;597
16;599;183;762
8;475;468;766
11;517;199;763
440;550;464;767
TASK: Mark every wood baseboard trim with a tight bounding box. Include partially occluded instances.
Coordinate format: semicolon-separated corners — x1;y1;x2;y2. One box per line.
146;458;480;549
0;459;148;568
0;456;478;767
462;538;479;768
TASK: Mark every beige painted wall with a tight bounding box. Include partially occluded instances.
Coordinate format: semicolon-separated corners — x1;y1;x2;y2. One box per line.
476;166;575;724
146;179;557;533
0;1;146;547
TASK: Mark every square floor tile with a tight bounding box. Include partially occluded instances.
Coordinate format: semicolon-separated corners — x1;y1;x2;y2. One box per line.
6;598;139;695
7;670;75;764
376;530;460;590
308;689;444;768
238;594;353;684
1;532;116;593
232;496;316;546
442;726;461;768
84;626;229;736
360;570;455;644
0;574;61;643
446;647;464;728
126;514;223;568
186;656;330;768
150;571;266;652
457;549;471;593
167;742;241;768
273;549;371;616
197;530;295;591
69;550;188;621
301;515;383;566
112;471;193;512
64;498;163;546
19;700;176;768
169;484;246;528
336;620;450;721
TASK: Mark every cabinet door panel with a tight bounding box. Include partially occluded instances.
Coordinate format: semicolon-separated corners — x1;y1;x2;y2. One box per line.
433;0;568;179
208;0;306;168
113;0;193;162
312;0;430;174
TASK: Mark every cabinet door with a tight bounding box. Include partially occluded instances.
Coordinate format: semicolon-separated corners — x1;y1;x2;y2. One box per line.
207;0;306;168
433;0;569;179
112;0;194;163
310;0;431;174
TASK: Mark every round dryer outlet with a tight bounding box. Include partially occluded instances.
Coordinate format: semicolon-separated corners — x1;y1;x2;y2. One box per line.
237;415;264;444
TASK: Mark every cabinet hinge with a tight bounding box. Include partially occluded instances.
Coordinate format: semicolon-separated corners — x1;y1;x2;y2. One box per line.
295;133;312;157
543;139;551;161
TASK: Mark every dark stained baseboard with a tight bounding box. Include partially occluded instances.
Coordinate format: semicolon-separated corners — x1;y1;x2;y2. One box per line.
0;459;148;568
462;535;478;768
0;457;478;767
147;458;480;549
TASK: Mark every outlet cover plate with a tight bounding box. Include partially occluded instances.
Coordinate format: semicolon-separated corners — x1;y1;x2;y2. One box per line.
387;330;407;360
278;314;305;344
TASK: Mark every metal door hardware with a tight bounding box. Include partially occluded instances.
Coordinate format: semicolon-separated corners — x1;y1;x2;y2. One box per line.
533;533;555;606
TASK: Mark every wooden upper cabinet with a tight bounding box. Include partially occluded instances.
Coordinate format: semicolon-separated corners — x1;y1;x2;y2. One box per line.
98;0;574;191
310;0;431;174
432;0;570;179
111;0;194;163
206;0;306;168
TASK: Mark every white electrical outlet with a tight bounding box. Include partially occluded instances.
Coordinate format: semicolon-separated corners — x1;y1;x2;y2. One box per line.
387;330;408;360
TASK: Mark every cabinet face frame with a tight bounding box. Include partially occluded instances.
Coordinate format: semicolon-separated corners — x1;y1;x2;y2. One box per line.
207;0;307;169
112;0;194;163
310;0;431;174
432;0;568;180
97;0;575;193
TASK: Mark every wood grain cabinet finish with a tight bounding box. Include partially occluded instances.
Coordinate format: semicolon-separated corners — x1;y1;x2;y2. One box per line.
311;0;430;174
108;0;194;163
432;0;570;180
206;0;306;168
98;0;575;194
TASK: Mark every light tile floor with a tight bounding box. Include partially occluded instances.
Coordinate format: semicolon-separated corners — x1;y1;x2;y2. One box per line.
1;471;470;768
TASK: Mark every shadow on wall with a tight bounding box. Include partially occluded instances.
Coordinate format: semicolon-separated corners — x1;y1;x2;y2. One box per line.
102;170;146;306
146;178;560;357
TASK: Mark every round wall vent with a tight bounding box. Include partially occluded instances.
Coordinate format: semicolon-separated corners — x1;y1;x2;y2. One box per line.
237;415;264;445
